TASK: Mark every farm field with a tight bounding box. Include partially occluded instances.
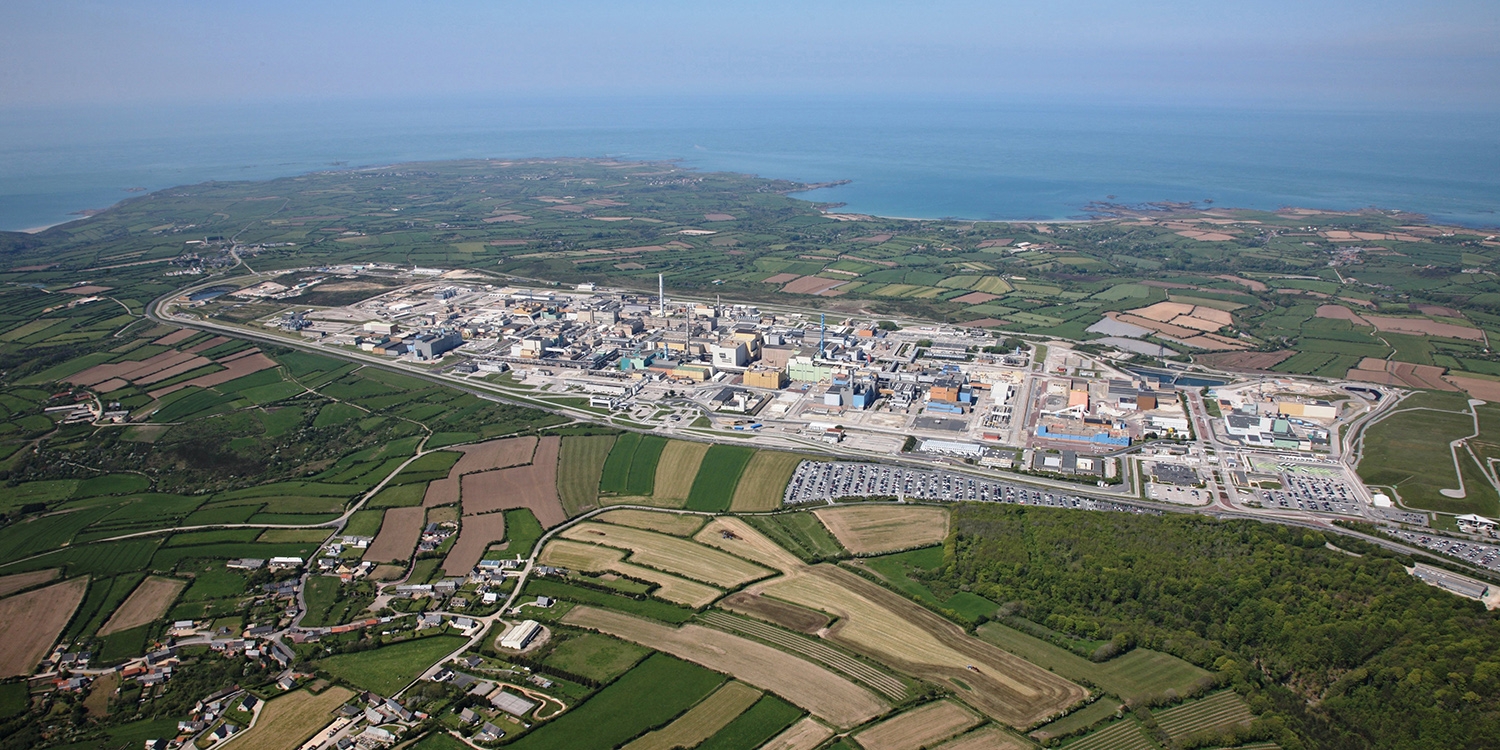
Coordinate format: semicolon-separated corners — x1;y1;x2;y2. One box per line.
97;576;185;636
694;516;806;573
695;693;804;750
699;611;908;700
1030;699;1122;742
813;505;949;554
558;522;771;588
459;435;565;526
562;606;889;728
760;717;835;750
600;433;666;497
0;577;88;677
505;653;726;750
595;509;707;536
747;512;848;561
363;506;424;563
729;451;806;511
761;565;1086;727
541;631;650;682
853;700;981;750
976;621;1210;703
314;635;467;695
652;440;710;502
1061;718;1154;750
443;512;506;576
684;445;756;511
0;568;58;597
621;681;762;750
538;539;723;606
556;435;615;515
229;686;354;750
933;728;1028;750
1152;690;1256;741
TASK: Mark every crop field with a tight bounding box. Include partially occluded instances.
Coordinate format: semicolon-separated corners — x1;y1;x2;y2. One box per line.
976;622;1209;702
314;635;466;695
500;508;545;558
257;528;333;543
684;445;756;512
719;592;832;633
364;506;425;563
813;505;950;554
525;579;697;624
762;565;1086;727
760;717;835;750
0;568;57;597
563;606;888;728
557;435;616;515
854;700;982;750
230;686;354;750
653;440;711;502
97;576;185;636
596;509;707;536
694;517;807;573
1061;718;1154;750
933;728;1027;750
559;522;771;588
1030;699;1122;742
621;681;763;750
443;512;506;576
600;433;667;496
0;577;87;677
729;451;805;511
746;513;847;562
1152;690;1255;740
460;436;566;526
506;652;726;750
540;539;724;606
700;611;908;700
542;631;650;682
367;483;428;508
695;693;804;750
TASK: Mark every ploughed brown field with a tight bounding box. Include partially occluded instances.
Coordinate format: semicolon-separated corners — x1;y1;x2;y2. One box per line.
460;436;567;526
719;591;831;634
98;576;186;636
0;568;58;598
363;506;425;563
0;577;88;677
442;512;507;576
424;436;540;507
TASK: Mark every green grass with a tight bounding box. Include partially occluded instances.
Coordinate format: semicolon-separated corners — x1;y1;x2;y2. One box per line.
557;435;616;515
977;622;1210;702
343;509;386;538
389;450;462;485
523;579;697;623
542;631;650;682
98;624;151;662
695;694;804;750
1061;718;1155;750
0;538;160;578
745;513;846;562
0;682;27;720
149;542;320;572
505;653;725;750
166;529;262;547
315;635;467;695
0;505;116;564
864;547;999;623
1152;690;1256;740
180;569;247;601
300;576;345;628
367;483;428;508
67;574;144;640
313;402;365;427
625;435;667;496
684;445;755;512
1032;699;1123;741
600;432;642;494
501;508;544;558
73;474;151;497
1359;400;1499;516
411;732;470;750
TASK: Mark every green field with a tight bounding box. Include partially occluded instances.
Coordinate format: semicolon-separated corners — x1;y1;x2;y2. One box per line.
523;579;696;624
684;445;755;511
367;483;428;508
1031;699;1123;742
315;635;467;695
694;694;804;750
600;433;669;496
977;622;1210;702
342;509;386;538
1153;690;1256;741
557;435;616;515
1061;718;1156;750
541;631;650;682
745;513;846;562
1358;395;1500;516
505;653;725;750
865;547;1000;623
500;508;544;559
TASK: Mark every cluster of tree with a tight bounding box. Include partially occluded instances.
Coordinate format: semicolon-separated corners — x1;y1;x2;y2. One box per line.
925;504;1500;749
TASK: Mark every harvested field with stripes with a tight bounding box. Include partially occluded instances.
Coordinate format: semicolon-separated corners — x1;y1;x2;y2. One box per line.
934;728;1027;750
693;516;805;573
652;441;710;502
538;540;723;607
729;451;806;511
460;436;566;526
854;700;982;750
562;606;888;728
813;505;949;554
557;435;615;515
700;611;907;699
363;506;425;563
98;576;185;636
760;717;834;750
442;513;506;576
595;509;706;536
0;569;58;597
760;565;1086;727
620;681;762;750
559;522;771;588
0;577;87;677
1061;718;1153;750
1152;690;1255;740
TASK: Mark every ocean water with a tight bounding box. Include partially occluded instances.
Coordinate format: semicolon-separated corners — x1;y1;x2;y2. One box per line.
1;96;1497;231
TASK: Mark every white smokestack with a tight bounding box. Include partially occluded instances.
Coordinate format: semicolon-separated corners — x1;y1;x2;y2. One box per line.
658;274;665;317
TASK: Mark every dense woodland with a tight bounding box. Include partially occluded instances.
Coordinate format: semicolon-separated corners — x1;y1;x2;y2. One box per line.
932;505;1500;749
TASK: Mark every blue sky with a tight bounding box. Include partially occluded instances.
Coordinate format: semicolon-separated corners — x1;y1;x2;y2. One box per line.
2;0;1497;107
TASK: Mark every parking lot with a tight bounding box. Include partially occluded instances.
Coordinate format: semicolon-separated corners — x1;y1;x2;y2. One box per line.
783;461;1153;516
1261;470;1362;516
1390;529;1500;573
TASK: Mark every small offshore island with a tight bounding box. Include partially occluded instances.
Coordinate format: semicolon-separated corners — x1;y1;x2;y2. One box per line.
1;158;1499;750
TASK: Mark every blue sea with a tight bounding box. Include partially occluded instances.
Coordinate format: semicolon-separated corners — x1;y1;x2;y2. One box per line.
1;96;1497;231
